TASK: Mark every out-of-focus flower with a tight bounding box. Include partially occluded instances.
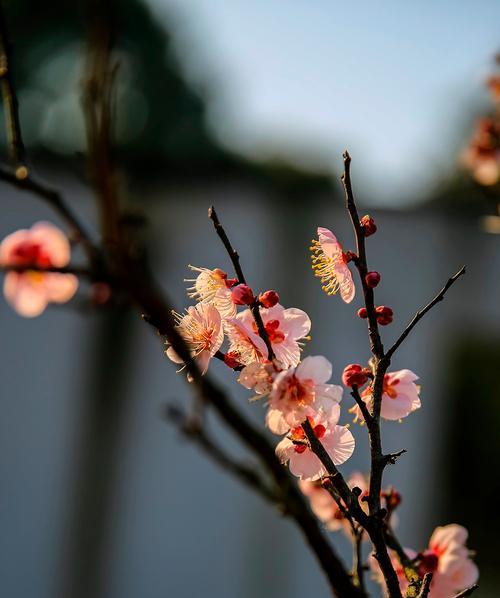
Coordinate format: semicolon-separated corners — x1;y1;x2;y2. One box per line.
310;227;355;303
225;303;311;368
0;221;78;317
185;266;237;318
266;355;343;433
299;471;369;533
417;525;479;598
487;75;500;102
461;118;500;186
275;409;355;481
350;369;421;422
166;302;224;375
371;525;478;598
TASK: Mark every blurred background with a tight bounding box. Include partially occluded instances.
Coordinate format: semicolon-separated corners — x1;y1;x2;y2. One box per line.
0;1;499;597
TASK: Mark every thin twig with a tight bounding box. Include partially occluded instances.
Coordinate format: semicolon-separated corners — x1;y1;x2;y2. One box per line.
351;385;373;424
0;6;25;169
208;205;275;360
385;266;466;360
452;585;479;598
416;573;433;598
0;264;94;278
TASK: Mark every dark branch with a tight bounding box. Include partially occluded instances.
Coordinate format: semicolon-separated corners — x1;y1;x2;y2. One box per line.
351;385;372;424
452;585;479;598
208;205;275;360
0;264;94;278
385;266;466;360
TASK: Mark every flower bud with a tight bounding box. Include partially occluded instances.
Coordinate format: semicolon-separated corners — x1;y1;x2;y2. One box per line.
360;215;377;236
357;307;368;319
365;271;381;288
258;290;280;308
376;305;393;325
224;351;241;369
342;364;369;388
231;284;255;305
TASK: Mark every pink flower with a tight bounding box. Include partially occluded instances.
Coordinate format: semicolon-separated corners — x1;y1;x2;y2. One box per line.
275;410;355;481
299;471;369;532
225;303;311;368
166;302;224;375
0;222;78;317
419;525;479;598
310;227;355;303
266;355;343;433
371;525;478;598
350;369;421;422
185;266;237;318
238;361;277;396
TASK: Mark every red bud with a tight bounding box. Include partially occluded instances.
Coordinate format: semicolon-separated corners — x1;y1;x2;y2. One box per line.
342;364;369;388
357;307;368;319
231;284;255;305
360;215;377;237
258;290;280;308
223;351;241;369
376;305;393;325
365;271;381;288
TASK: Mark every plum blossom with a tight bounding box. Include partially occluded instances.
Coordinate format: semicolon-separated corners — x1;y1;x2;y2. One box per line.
371;525;478;598
299;471;369;533
350;369;421;422
185;265;237;318
275;409;355;481
419;525;479;598
310;227;355;303
166;302;224;375
238;361;277;396
225;303;311;368
0;221;78;317
266;355;343;434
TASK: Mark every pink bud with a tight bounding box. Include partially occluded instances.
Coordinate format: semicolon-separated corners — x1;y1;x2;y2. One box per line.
231;284;255;305
258;290;280;308
357;307;368;319
342;364;369;388
360;215;377;237
224;351;241;369
365;271;381;288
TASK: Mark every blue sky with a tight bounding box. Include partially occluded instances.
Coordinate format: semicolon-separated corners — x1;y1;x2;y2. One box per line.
147;0;500;204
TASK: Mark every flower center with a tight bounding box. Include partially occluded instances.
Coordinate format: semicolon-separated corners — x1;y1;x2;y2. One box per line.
253;319;285;344
12;241;52;268
418;550;439;574
290;417;326;453
284;376;315;408
383;375;400;399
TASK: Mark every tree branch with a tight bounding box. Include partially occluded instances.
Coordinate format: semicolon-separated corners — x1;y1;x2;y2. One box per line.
208;205;275;360
452;585;479;598
416;573;433;598
385;266;466;360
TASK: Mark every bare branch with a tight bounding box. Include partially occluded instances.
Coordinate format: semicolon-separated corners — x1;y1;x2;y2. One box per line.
452;585;479;598
208;205;275;360
0;264;94;278
385;266;466;360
